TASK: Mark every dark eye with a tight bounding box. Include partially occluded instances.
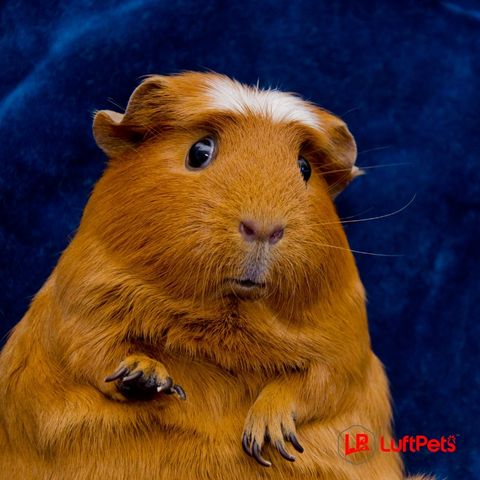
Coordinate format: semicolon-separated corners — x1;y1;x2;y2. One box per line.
298;156;311;182
186;137;216;170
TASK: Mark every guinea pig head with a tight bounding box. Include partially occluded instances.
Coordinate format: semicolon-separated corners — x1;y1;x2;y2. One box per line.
90;72;361;310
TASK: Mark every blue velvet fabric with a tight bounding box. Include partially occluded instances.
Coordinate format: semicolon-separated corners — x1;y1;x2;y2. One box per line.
1;1;478;478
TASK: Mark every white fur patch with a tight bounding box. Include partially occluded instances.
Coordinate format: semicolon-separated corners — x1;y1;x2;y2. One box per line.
205;77;322;130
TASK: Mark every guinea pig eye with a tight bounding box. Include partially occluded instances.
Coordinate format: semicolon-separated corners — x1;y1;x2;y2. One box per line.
186;137;216;170
298;156;312;182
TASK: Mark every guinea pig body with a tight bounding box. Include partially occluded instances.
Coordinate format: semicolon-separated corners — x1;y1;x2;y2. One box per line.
0;72;429;479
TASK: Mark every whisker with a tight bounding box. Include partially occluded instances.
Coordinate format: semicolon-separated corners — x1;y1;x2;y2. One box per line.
340;106;362;117
315;162;411;177
357;145;392;155
327;245;403;257
106;98;126;111
316;193;417;226
340;193;416;224
339;206;374;221
303;241;403;257
327;170;352;194
357;162;410;169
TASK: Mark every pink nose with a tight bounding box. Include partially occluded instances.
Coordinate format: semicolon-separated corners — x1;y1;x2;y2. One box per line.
239;220;285;245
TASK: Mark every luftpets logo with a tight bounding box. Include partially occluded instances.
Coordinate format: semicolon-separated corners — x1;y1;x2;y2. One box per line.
337;425;457;465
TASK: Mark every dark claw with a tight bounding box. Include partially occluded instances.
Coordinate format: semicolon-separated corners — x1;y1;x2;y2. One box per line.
252;440;271;467
105;366;128;382
122;370;143;382
275;441;296;462
242;432;252;456
287;433;304;453
171;384;187;400
156;376;174;393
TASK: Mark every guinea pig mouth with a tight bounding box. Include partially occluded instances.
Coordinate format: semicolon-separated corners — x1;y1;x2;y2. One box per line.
223;278;267;299
231;278;266;289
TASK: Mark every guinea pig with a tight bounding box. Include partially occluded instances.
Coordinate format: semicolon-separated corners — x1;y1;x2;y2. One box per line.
0;72;433;480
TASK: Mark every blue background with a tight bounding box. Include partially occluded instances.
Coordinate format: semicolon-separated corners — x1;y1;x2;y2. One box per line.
1;1;478;478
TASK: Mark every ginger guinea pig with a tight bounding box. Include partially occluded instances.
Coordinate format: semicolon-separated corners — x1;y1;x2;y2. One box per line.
0;72;432;480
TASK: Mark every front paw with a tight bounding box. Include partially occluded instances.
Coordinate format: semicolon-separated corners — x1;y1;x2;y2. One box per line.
105;355;186;401
242;405;304;467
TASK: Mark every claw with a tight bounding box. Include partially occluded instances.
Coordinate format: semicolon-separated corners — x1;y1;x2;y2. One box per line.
252;440;271;467
105;366;128;382
171;384;187;400
287;432;304;453
242;432;252;456
275;441;296;462
156;376;174;393
122;370;143;382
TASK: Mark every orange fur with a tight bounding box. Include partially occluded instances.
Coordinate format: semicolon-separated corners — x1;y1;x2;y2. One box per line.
0;72;432;479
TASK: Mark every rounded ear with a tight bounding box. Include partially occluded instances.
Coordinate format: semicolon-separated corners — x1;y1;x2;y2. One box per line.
93;110;127;157
92;76;167;158
310;109;363;198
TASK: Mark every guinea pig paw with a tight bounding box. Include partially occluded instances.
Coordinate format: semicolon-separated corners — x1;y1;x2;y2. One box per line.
105;355;186;402
241;411;303;467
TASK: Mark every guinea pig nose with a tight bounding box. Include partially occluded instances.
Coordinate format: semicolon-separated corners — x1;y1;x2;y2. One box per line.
239;221;285;245
268;226;284;245
239;221;258;242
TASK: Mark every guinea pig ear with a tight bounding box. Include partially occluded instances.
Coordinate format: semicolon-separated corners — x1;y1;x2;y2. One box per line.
312;109;363;198
93;76;167;158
